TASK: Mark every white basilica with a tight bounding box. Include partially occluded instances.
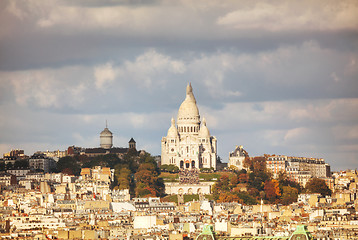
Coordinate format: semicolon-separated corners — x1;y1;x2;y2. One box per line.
161;83;217;170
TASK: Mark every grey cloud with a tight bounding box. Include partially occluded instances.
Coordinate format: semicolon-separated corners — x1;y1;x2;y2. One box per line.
1;0;357;71
62;0;161;8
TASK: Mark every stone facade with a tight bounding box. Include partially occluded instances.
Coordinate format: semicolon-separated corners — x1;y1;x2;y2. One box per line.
29;153;56;173
100;125;113;149
228;145;248;171
266;155;332;187
164;182;214;195
266;155;288;178
161;84;217;170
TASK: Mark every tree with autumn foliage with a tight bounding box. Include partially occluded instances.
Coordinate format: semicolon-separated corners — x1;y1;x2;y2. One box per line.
276;171;301;204
264;179;281;202
247;157;270;195
212;174;231;200
110;151;164;197
243;155;251;170
217;193;241;203
134;154;164;197
281;186;299;205
252;156;267;172
238;173;247;183
212;173;257;205
277;171;301;190
116;167;131;190
212;154;303;205
305;177;331;197
229;174;239;187
214;174;231;192
56;156;81;175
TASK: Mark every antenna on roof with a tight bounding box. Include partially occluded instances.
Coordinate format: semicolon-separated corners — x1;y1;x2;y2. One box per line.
106;120;108;128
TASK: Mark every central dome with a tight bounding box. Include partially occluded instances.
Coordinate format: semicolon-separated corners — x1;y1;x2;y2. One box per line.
177;83;200;124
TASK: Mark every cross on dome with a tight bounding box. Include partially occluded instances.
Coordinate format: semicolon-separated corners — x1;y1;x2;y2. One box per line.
186;83;193;95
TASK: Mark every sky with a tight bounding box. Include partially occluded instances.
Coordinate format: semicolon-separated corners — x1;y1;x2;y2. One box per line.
0;0;357;171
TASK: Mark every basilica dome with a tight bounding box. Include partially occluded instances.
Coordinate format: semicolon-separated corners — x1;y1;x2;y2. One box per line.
167;118;179;138
199;118;210;138
177;83;200;124
161;83;217;171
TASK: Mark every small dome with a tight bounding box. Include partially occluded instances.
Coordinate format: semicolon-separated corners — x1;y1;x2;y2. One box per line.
167;118;178;138
100;126;113;149
177;83;199;124
199;118;210;138
100;128;112;136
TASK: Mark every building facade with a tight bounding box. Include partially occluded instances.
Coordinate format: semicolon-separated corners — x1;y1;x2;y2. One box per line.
266;155;288;179
67;126;136;158
29;153;56;173
161;84;217;170
228;145;248;171
0;173;16;186
266;154;332;187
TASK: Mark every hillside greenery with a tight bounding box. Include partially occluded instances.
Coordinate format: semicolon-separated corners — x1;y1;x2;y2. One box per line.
213;156;331;205
56;152;331;204
212;156;303;205
56;149;164;198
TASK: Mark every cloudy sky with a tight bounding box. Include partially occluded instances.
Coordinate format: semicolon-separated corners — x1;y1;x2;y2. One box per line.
0;0;357;171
